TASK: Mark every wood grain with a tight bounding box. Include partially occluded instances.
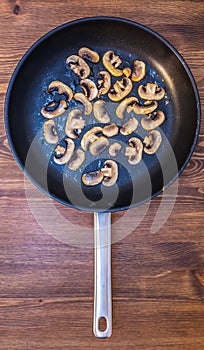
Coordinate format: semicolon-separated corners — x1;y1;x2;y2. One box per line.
0;0;204;349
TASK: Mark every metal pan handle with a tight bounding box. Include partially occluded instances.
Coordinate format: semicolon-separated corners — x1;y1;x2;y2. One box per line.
93;212;112;338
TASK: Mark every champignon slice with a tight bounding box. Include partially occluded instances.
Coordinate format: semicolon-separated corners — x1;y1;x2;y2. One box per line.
131;60;146;82
120;117;138;136
97;71;111;97
125;137;143;165
74;92;92;115
138;82;165;100
101;160;118;187
109;142;122;157
108;77;133;102
93;100;110;123
53;138;75;165
78;47;100;63
65;109;85;139
143;130;162;154
123;67;132;78
80;79;98;101
132;100;158;114
89;136;109;156
116;97;139;119
102;123;119;137
43;120;59;144
102;50;123;77
47;81;73;101
82;170;103;186
141;110;165;130
41;100;67;118
66;55;90;79
81;126;103;151
68;149;85;170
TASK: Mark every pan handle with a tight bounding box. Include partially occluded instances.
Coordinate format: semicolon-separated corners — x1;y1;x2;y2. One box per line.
93;212;112;338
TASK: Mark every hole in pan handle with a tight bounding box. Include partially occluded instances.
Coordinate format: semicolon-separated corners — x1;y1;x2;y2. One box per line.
93;212;112;338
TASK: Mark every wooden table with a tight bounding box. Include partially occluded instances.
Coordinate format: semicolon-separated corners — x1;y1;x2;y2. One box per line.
0;1;204;349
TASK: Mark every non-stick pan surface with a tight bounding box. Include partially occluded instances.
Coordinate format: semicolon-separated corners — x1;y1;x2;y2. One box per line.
4;17;200;212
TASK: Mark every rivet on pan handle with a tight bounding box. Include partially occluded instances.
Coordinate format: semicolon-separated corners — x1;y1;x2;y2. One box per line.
93;212;112;338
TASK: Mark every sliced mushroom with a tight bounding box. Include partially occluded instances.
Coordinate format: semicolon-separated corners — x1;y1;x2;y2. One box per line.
132;100;158;114
141;110;165;130
65;109;85;139
116;97;139;119
120;117;138;136
74;92;92;115
101;160;118;187
78;47;100;63
102;50;123;77
68;149;85;170
109;142;122;157
97;71;111;96
131;60;146;82
43;120;59;144
82;170;103;186
89;136;109;156
66;55;90;79
125;137;143;164
102;123;119;137
143;130;162;154
53;138;75;165
47;81;73;101
138;82;165;100
81;126;103;151
123;67;132;78
108;77;133;102
93;100;110;123
41;100;67;118
80;79;98;101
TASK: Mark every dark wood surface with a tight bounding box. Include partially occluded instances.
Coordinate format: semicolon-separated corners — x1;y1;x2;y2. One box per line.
0;1;204;349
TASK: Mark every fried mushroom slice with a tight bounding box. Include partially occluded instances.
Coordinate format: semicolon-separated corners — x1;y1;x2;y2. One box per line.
41;100;67;118
93;100;110;123
82;170;103;186
109;142;122;157
141;110;165;130
97;71;111;97
116;97;138;119
81;126;103;151
108;77;133;102
43;119;59;144
125;137;143;165
132;100;158;114
47;81;73;101
66;55;90;79
89;136;109;156
78;47;100;63
65;109;85;139
120;117;138;136
68;149;85;170
80;79;98;101
74;93;92;115
102;50;123;77
131;60;146;82
102;123;119;137
138;82;165;100
101;160;118;187
143;130;162;154
53;138;75;165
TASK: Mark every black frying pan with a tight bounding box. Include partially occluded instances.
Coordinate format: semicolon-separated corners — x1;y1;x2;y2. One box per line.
4;17;200;338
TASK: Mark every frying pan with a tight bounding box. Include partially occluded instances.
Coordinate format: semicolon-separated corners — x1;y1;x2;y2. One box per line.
4;17;200;338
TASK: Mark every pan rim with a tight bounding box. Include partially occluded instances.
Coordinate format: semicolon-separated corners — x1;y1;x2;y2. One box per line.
4;16;201;213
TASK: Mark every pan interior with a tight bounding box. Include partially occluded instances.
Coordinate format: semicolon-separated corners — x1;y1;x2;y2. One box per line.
6;18;199;211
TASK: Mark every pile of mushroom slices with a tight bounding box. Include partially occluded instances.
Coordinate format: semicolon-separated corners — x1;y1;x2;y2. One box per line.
41;47;167;187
